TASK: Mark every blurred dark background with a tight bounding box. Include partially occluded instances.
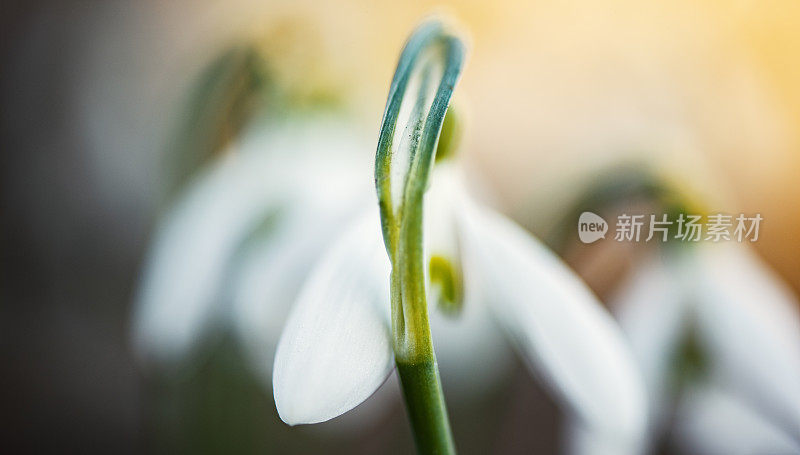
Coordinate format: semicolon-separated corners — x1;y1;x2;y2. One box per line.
2;2;146;452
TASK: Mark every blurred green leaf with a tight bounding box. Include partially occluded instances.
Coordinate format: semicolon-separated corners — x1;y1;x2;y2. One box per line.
165;45;270;201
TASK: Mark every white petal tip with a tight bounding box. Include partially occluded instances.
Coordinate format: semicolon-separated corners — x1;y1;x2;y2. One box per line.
271;212;394;426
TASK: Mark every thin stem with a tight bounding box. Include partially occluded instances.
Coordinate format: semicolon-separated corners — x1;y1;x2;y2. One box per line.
397;360;455;455
373;19;465;454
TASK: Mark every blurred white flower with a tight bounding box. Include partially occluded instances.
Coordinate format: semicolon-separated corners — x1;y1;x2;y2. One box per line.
671;383;799;455
599;244;800;454
131;118;373;373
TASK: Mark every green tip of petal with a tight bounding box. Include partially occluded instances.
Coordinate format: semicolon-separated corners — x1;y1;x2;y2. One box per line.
429;255;464;315
670;320;710;390
434;107;462;163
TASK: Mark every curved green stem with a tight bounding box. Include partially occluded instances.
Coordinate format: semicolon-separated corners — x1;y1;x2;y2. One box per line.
374;20;465;454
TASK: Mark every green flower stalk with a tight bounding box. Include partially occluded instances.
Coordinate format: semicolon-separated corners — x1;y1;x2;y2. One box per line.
374;20;465;454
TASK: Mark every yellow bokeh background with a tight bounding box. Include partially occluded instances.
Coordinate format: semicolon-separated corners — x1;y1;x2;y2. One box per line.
153;0;800;292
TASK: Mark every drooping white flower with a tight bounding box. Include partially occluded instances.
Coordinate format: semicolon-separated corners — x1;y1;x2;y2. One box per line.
131;119;374;373
270;21;646;446
134;20;648;451
608;244;800;454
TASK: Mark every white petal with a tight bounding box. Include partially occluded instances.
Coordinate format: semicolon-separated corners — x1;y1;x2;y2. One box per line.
429;288;513;395
457;196;647;441
425;166;514;394
132;120;371;370
132;150;286;368
229;197;362;383
612;254;691;443
690;244;800;440
424;164;463;262
301;373;402;435
272;211;394;425
672;383;800;455
564;417;645;455
383;164;515;399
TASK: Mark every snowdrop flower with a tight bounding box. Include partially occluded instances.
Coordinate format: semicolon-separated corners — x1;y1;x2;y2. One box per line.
129;43;377;377
613;245;800;454
132;118;375;373
273;19;646;453
559;168;800;454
